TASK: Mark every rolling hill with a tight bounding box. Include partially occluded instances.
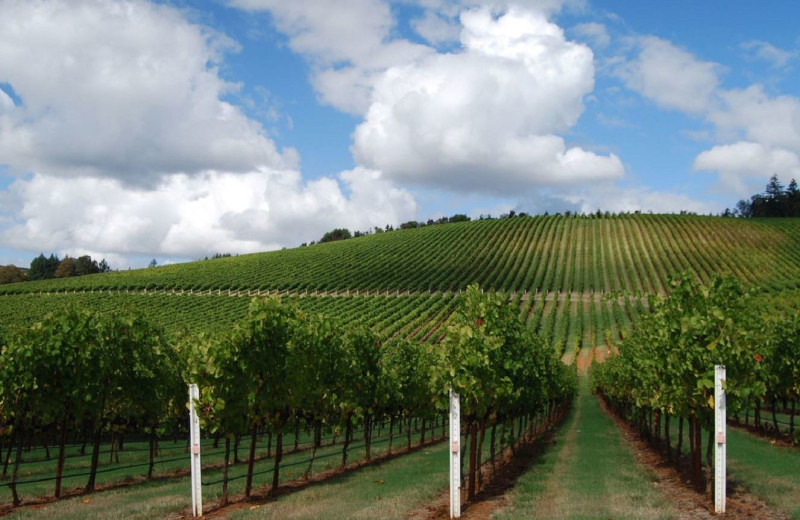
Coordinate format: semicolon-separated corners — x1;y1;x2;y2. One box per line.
1;214;798;365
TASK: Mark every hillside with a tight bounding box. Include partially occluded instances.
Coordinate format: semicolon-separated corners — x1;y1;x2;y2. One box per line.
1;214;798;366
2;214;799;296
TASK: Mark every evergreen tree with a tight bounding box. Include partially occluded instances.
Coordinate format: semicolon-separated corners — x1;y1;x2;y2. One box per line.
28;253;60;280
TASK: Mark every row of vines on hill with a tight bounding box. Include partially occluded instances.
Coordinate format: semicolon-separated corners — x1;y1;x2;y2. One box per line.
2;215;799;296
0;290;652;367
0;285;576;505
591;274;800;494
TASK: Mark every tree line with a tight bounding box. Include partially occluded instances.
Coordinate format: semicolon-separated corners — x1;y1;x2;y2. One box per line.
729;174;800;217
308;214;473;246
0;254;111;285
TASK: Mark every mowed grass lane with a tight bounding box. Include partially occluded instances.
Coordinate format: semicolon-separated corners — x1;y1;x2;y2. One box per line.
493;380;676;520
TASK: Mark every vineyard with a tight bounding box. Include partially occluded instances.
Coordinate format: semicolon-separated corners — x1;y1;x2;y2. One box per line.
2;215;799;296
0;214;799;518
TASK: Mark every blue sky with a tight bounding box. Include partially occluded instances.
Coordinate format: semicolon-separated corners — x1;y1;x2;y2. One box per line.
1;0;799;269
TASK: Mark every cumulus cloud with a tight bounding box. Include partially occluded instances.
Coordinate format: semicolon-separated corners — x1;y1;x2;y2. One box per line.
710;85;800;151
0;0;420;263
693;142;800;195
1;168;416;261
0;89;14;113
411;10;461;46
617;34;800;195
740;40;796;69
352;7;623;195
572;22;610;49
232;0;432;115
0;0;297;185
693;86;800;194
557;184;715;215
619;36;720;114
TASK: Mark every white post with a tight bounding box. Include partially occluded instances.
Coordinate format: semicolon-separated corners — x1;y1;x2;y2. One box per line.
189;384;203;517
449;387;461;519
714;365;726;514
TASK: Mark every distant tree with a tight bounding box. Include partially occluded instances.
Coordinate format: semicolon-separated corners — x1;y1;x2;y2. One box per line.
765;174;784;199
373;226;383;234
319;228;352;243
98;259;111;273
148;259;158;268
74;255;100;276
0;265;26;285
55;256;77;278
399;221;419;230
788;179;800;216
29;253;60;280
735;199;752;218
732;174;800;218
449;214;470;223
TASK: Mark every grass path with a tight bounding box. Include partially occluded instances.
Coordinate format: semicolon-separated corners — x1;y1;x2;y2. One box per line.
492;380;676;520
726;427;800;519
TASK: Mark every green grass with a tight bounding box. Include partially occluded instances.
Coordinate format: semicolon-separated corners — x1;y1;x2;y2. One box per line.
5;427;443;519
493;381;676;520
726;427;800;519
664;418;800;520
227;443;449;520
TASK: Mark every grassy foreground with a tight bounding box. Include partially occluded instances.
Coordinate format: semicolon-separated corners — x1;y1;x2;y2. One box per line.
493;380;676;520
228;443;449;520
5;429;448;519
727;427;800;519
656;413;800;519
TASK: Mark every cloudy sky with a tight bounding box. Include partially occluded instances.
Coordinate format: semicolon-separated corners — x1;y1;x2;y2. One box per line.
1;0;799;268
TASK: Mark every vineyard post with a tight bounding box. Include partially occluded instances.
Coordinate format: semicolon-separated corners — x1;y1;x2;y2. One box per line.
714;366;726;514
449;387;461;519
189;384;203;517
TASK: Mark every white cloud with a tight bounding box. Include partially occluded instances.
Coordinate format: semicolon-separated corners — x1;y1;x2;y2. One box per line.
710;85;800;151
1;168;417;261
560;184;715;215
352;7;623;195
0;89;14;113
740;40;796;69
693;141;800;195
0;0;296;185
231;0;432;115
619;36;720;114
693;86;800;195
411;10;461;46
572;22;610;49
